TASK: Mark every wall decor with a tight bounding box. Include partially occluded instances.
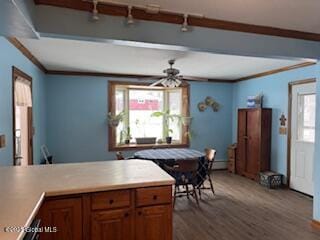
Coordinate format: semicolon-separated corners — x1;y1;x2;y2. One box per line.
247;93;263;108
198;97;220;112
279;113;287;135
197;102;207;112
279;114;287;126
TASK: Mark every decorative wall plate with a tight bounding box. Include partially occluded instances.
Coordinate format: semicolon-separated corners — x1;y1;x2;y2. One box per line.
198;102;207;112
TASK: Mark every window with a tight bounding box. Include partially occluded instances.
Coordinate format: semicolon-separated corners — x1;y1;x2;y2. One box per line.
297;93;316;142
109;82;189;150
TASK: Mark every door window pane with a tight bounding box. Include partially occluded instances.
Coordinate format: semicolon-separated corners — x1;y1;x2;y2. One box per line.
297;94;316;142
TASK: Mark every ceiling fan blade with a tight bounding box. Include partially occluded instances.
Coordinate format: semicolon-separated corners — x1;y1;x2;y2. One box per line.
150;79;165;87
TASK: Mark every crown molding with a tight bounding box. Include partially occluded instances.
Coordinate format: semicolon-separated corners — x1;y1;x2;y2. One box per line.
34;0;320;42
46;70;232;83
8;37;316;84
7;37;48;73
234;62;316;82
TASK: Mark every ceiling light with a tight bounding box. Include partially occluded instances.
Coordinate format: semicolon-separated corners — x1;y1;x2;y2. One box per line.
150;60;182;88
92;0;99;21
127;6;134;25
181;14;189;32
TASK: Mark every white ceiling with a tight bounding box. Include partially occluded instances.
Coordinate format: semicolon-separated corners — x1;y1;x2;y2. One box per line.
101;0;320;34
18;37;310;80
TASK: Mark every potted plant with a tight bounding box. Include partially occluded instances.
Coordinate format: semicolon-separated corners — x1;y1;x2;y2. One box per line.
124;127;132;144
134;119;157;144
151;110;180;144
108;111;124;127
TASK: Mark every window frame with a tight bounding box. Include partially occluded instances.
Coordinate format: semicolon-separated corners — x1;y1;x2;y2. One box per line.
108;81;190;151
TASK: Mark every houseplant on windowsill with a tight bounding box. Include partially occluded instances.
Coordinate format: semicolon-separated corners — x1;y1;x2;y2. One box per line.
134;119;157;145
108;111;125;127
123;127;132;145
151;110;181;144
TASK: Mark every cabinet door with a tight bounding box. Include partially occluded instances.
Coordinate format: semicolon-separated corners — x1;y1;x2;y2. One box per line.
38;198;82;240
136;205;172;240
91;208;133;240
246;110;261;179
236;110;247;175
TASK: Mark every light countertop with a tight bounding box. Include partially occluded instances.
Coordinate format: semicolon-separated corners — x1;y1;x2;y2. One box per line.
0;160;175;240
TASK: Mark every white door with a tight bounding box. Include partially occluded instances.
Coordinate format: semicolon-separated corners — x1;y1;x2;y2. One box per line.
290;82;316;196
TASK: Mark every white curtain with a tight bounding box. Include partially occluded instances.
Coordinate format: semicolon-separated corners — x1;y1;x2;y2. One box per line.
15;77;32;107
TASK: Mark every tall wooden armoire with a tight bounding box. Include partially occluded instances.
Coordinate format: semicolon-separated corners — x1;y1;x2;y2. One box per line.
236;108;272;180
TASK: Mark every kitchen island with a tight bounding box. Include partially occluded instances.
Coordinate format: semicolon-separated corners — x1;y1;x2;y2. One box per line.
0;160;175;240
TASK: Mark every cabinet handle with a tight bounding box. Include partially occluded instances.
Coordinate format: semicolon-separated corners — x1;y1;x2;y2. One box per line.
153;195;158;200
109;199;114;204
124;212;129;218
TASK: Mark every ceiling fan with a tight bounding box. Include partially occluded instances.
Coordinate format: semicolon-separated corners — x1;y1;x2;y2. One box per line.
149;59;209;88
149;59;183;88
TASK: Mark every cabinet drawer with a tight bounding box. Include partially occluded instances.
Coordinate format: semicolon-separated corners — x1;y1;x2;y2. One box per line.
136;186;172;207
91;190;131;210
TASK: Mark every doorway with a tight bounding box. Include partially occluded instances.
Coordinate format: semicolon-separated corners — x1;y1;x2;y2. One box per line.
288;79;316;196
12;67;33;166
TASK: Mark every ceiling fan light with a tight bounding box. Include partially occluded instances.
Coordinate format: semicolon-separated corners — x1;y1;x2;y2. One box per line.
181;14;189;32
92;0;99;21
127;6;134;25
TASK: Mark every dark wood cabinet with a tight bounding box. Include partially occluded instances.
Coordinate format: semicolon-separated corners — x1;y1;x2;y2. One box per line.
91;209;133;240
38;197;82;240
236;108;272;180
136;205;172;240
37;186;172;240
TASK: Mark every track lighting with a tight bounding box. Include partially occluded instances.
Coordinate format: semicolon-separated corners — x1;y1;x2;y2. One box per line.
127;6;134;25
181;14;189;32
92;0;99;21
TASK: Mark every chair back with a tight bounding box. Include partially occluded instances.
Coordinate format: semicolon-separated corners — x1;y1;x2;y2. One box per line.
174;159;199;173
205;148;216;171
116;151;125;160
164;159;199;186
41;145;53;164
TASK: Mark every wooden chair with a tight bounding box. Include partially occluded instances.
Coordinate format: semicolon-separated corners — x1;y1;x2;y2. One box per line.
163;159;199;206
197;148;216;197
41;145;53;164
116;151;125;160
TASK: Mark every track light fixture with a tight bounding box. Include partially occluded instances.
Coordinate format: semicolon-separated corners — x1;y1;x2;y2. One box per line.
181;14;189;32
92;0;99;21
127;6;134;25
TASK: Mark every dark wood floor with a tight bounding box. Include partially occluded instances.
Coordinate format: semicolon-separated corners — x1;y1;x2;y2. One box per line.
173;171;320;240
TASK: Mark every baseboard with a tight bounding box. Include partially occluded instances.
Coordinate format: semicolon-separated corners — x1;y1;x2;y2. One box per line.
213;160;228;170
311;220;320;230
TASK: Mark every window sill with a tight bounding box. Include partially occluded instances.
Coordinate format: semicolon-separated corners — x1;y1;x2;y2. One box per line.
109;142;189;151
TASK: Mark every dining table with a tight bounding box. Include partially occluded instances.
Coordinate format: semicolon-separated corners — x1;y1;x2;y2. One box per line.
133;148;205;162
133;148;207;183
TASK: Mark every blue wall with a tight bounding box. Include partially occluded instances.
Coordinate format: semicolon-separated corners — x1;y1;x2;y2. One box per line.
45;75;233;163
0;37;47;165
232;64;319;181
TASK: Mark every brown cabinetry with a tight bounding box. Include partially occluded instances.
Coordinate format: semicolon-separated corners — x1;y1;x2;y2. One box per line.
236;108;272;180
38;197;82;240
91;208;133;240
227;144;237;173
136;205;172;240
38;186;172;240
